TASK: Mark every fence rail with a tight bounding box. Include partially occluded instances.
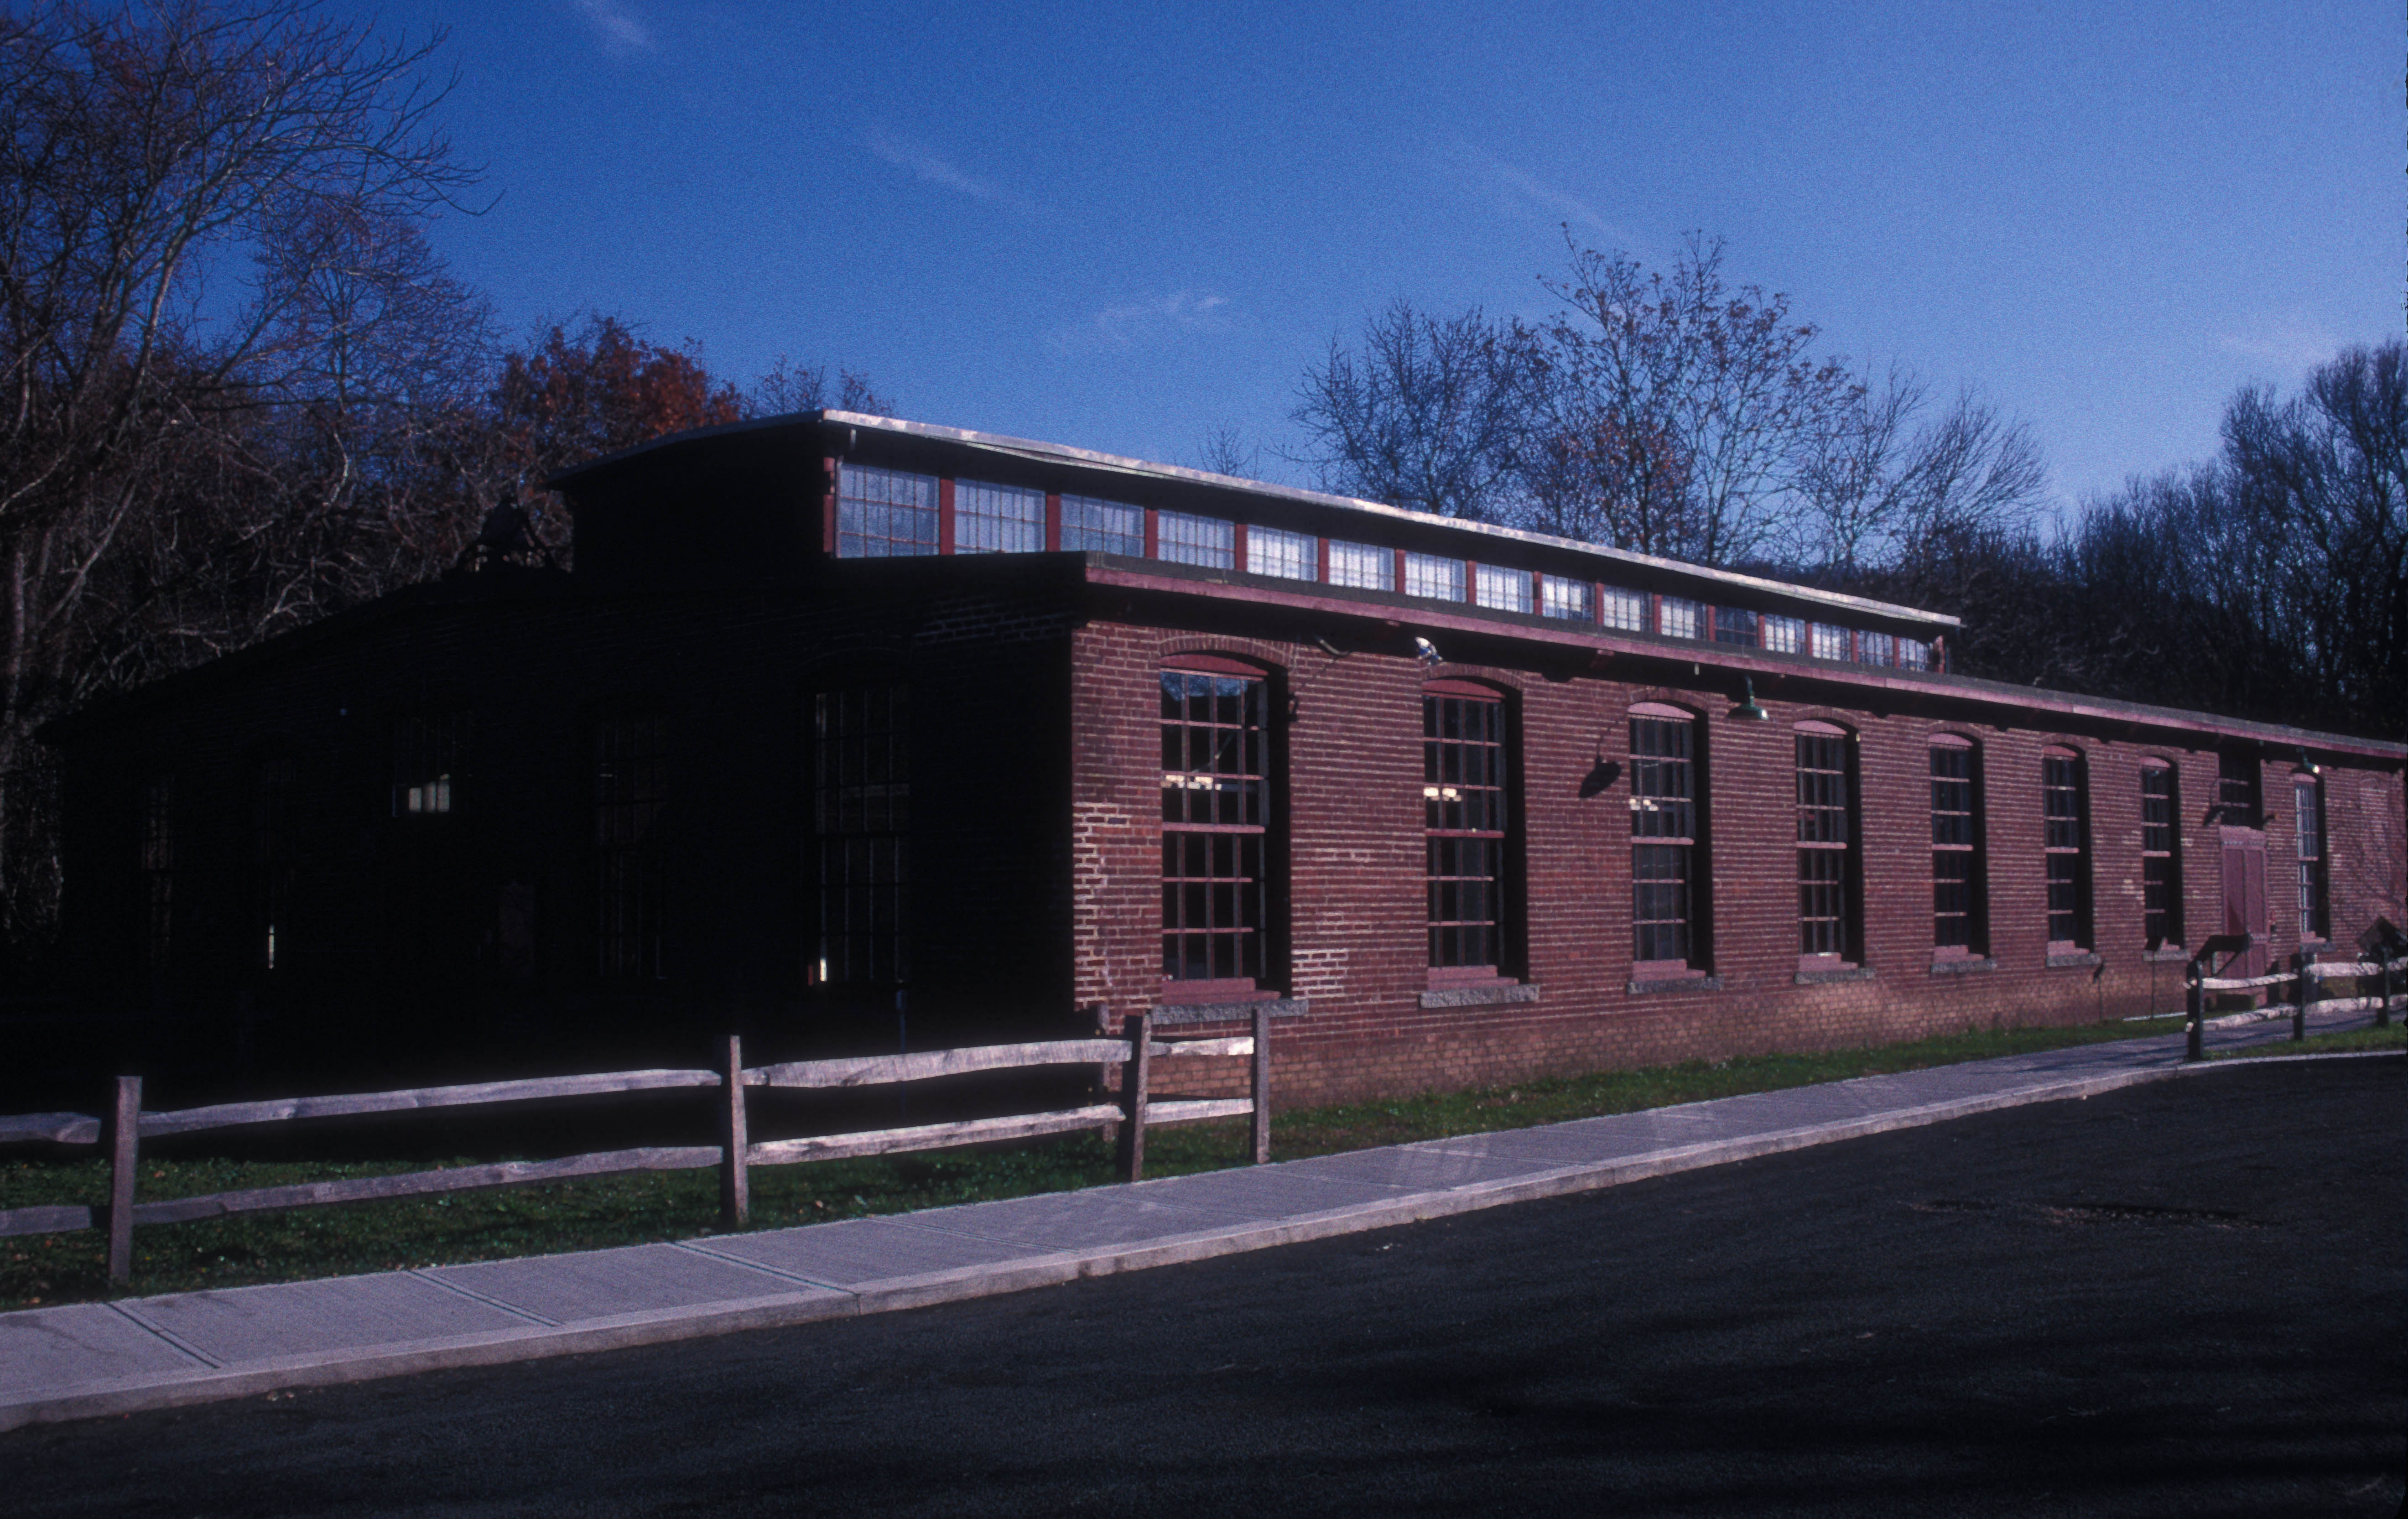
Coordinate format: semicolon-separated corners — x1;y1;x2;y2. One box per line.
2184;937;2403;1060
0;1008;1272;1284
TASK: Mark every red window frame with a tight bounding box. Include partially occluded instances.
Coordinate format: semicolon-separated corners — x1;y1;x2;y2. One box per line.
1630;703;1701;976
1425;681;1510;983
2140;761;2180;950
2041;747;2090;952
1795;722;1855;966
2293;776;2328;942
1930;737;1981;957
1160;655;1270;999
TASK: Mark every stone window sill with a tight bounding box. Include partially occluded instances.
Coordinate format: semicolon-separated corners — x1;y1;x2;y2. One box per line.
1419;982;1540;1010
1930;956;1997;976
1795;966;1876;986
2047;952;2104;969
2142;947;2190;963
1150;998;1309;1026
1627;974;1724;995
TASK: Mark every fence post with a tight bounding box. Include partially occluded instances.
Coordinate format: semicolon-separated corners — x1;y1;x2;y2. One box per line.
1250;1003;1271;1166
719;1034;749;1230
105;1076;141;1285
1118;1011;1152;1184
2290;952;2308;1042
2184;965;2204;1062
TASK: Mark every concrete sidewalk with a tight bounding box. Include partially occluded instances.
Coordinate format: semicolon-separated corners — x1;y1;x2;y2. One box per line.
2;1010;2393;1433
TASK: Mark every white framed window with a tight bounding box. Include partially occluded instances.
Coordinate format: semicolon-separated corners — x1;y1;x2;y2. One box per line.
1658;597;1701;640
1061;494;1142;555
1599;586;1647;631
953;480;1045;553
1157;510;1234;569
1327;540;1394;591
1540;575;1591;621
1896;637;1930;671
1474;564;1532;613
1858;630;1895;666
1405;552;1465;602
1246;525;1316;581
1763;614;1806;654
1810;623;1851;661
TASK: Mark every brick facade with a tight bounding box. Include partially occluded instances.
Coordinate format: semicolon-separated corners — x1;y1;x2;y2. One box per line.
43;411;2406;1102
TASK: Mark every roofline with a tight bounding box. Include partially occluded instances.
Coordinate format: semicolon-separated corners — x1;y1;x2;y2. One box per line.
548;409;1961;631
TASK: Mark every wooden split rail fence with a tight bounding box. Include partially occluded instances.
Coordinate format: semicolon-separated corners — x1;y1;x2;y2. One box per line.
0;1007;1269;1285
2182;935;2405;1061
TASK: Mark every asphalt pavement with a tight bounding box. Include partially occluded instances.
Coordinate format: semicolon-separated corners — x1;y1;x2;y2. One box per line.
0;1050;2397;1516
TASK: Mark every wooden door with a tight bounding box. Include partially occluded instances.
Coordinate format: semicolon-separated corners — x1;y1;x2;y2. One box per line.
2219;827;2269;978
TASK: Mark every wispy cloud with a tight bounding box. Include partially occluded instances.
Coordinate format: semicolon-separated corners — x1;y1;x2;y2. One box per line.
2219;312;2340;374
570;0;653;54
1439;143;1643;250
1054;291;1233;352
864;125;1041;217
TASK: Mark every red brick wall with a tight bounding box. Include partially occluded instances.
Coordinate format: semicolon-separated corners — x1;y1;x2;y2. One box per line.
1069;620;2408;1108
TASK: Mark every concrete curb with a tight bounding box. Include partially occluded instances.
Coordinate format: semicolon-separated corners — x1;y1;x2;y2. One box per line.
1;1046;2393;1433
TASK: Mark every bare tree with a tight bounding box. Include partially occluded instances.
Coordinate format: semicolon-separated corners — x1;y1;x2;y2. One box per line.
1191;422;1260;480
0;0;478;948
1793;369;2047;587
1290;299;1531;521
746;355;893;419
1530;233;1857;566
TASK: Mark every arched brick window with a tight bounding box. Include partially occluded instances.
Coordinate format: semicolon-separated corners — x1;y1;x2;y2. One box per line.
2293;774;2328;943
1160;655;1270;995
2041;746;2091;952
1630;702;1703;973
1930;735;1985;957
811;682;909;991
1425;680;1512;981
1795;721;1859;966
2140;760;2181;950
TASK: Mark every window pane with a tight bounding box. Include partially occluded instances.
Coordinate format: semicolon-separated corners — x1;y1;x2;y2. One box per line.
1599;586;1648;631
1810;623;1850;661
1157;510;1235;568
1658;597;1701;639
1474;564;1532;613
1404;552;1465;601
1763;615;1806;654
1714;607;1758;645
1061;494;1144;555
1896;638;1931;671
1327;540;1394;590
1540;575;1591;620
1161;668;1268;983
1247;525;1316;580
953;479;1045;553
837;464;939;558
1857;630;1895;666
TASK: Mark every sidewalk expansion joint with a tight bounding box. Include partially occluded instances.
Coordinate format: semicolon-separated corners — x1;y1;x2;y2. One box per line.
669;1239;856;1295
104;1301;221;1369
406;1269;561;1327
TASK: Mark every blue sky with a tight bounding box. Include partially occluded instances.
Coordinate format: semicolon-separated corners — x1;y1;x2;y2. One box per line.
385;0;2396;517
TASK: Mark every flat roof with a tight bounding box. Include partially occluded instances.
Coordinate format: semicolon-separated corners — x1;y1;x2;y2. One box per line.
551;409;1962;631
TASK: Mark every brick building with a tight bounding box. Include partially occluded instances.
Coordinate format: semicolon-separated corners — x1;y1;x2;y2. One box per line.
43;412;2408;1102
